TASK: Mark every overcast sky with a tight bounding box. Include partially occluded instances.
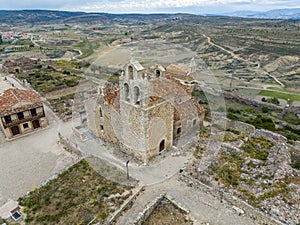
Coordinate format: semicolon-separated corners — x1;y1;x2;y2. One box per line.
0;0;299;14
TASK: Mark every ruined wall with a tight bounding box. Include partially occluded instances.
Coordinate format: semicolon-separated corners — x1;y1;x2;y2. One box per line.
58;132;82;157
134;194;193;225
254;129;287;143
225;118;256;134
180;174;285;225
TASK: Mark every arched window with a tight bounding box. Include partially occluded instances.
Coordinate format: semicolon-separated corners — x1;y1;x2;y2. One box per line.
156;70;161;78
193;118;197;126
159;139;165;152
99;107;103;117
124;83;130;101
128;66;134;80
133;86;140;105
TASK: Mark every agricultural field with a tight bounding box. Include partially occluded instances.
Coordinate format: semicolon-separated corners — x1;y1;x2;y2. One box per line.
259;89;300;103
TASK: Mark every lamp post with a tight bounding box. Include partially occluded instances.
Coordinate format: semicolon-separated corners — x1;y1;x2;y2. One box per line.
126;160;129;180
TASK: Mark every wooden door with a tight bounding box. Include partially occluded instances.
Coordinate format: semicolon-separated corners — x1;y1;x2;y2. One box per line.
32;120;40;129
11;126;20;136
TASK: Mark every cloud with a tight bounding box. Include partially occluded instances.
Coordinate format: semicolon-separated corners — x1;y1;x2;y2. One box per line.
0;0;86;10
0;0;299;13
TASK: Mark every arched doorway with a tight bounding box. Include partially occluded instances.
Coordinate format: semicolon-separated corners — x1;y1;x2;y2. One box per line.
159;139;165;152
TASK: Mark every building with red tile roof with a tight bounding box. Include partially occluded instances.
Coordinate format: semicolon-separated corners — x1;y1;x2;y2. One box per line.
0;88;48;139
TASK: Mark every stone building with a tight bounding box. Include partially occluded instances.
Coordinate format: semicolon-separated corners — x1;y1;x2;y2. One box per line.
2;57;42;74
0;88;48;139
89;60;205;162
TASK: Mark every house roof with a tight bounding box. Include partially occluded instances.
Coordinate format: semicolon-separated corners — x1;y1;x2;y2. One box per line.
0;88;43;114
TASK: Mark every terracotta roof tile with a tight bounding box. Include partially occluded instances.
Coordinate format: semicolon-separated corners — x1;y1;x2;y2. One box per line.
166;64;188;76
104;88;120;112
0;88;43;113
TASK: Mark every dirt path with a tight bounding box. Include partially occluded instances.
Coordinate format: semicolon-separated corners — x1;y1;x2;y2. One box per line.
201;34;285;87
73;134;281;225
116;175;258;225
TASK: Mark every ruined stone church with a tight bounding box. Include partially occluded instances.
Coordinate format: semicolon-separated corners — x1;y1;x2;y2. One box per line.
89;60;205;162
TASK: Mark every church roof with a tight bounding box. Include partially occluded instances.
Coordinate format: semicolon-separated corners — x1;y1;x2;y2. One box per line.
103;63;205;118
166;64;188;76
104;88;120;112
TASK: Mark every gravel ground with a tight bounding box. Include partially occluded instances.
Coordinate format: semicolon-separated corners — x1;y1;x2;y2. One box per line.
0;122;78;206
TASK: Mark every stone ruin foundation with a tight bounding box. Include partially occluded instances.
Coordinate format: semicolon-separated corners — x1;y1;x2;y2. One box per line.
134;194;194;225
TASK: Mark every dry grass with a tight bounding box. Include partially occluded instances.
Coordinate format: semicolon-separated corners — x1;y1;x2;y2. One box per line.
142;197;193;225
18;160;134;225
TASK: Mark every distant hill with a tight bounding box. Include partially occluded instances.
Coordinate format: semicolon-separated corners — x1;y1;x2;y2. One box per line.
0;9;297;27
218;8;300;20
0;10;178;25
0;10;86;24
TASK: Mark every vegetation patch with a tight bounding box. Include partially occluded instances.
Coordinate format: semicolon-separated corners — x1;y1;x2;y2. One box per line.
283;113;300;126
212;151;243;187
259;90;300;102
142;197;193;225
246;115;276;131
241;136;274;161
261;97;280;105
291;152;300;170
18;160;133;225
48;94;75;118
16;61;81;94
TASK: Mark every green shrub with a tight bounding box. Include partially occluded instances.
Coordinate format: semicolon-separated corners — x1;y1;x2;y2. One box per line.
227;112;239;120
291;154;300;170
266;97;280;105
228;107;241;114
262;107;269;113
246;115;275;131
226;128;240;135
241;137;273;161
283;113;300;125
